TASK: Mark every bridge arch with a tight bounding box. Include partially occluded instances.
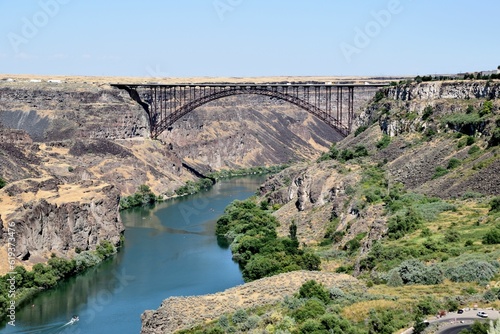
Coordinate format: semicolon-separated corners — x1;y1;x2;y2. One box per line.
153;87;347;138
111;83;386;139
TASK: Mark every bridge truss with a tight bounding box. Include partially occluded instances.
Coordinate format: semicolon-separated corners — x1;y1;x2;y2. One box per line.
111;83;385;139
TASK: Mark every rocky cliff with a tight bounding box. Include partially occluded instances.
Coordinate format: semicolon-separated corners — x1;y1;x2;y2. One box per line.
258;80;499;262
0;178;123;273
350;80;500;197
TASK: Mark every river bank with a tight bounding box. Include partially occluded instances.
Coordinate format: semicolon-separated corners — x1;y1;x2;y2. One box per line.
1;176;267;334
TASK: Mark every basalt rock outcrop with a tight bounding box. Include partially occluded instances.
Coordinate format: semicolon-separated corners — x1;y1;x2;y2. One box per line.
0;178;123;271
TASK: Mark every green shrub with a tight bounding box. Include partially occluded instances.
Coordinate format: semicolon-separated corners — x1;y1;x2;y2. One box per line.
423;128;436;140
355;125;368;137
0;177;6;189
461;191;484;199
468;145;481;155
240;315;260;331
300;319;323;333
387;207;423;239
422;106;434;120
231;309;248;324
489;127;500;147
387;269;404;287
444;229;460;243
374;90;385;102
462;321;490;333
329;287;345;300
243;255;281;281
204;327;225;334
320;313;359;334
120;184;159;210
292;299;326;322
317;143;339;162
420;228;432;238
376;135;391;149
466;136;476;146
368;309;398;334
490;197;500;213
480;100;493;117
483;289;498;302
354;145;369;157
432;166;448;179
395;259;443;285
447;158;461;169
96;240;116;259
444;260;499;282
416;297;441;315
339;149;354;161
298;280;330;304
483;228;500;244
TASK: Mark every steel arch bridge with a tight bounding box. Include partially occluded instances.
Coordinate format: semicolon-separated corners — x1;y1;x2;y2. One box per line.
111;83;386;139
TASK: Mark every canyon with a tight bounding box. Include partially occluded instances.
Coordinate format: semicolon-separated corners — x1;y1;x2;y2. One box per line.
0;75;380;273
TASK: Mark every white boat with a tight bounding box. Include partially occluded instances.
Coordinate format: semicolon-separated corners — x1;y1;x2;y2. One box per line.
68;316;79;324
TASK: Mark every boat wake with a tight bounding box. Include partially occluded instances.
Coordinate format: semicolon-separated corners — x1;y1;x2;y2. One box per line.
8;317;79;334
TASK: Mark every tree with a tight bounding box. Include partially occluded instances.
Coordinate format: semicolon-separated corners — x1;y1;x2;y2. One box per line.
480;100;493;117
387;269;404;287
242;255;280;281
368;309;396;334
298;280;330;303
483;228;500;245
490;197;500;213
413;312;429;334
489;318;500;334
459;321;489;333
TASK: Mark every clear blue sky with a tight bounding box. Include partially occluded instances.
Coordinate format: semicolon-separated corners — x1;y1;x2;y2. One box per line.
0;0;498;78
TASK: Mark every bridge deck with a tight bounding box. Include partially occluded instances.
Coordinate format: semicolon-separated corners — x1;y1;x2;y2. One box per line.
111;83;389;88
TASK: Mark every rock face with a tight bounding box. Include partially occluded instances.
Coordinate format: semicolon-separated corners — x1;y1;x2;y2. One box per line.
0;178;123;269
386;81;500;101
259;162;386;253
0;82;149;141
351;80;500;198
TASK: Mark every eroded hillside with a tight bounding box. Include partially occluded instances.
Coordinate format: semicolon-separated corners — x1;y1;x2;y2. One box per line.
160;80;500;333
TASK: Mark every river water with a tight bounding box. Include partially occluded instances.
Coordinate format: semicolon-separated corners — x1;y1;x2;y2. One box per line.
1;176;267;334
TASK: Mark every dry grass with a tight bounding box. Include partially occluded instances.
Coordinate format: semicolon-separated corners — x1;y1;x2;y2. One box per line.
342;299;401;322
1;74;399;86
